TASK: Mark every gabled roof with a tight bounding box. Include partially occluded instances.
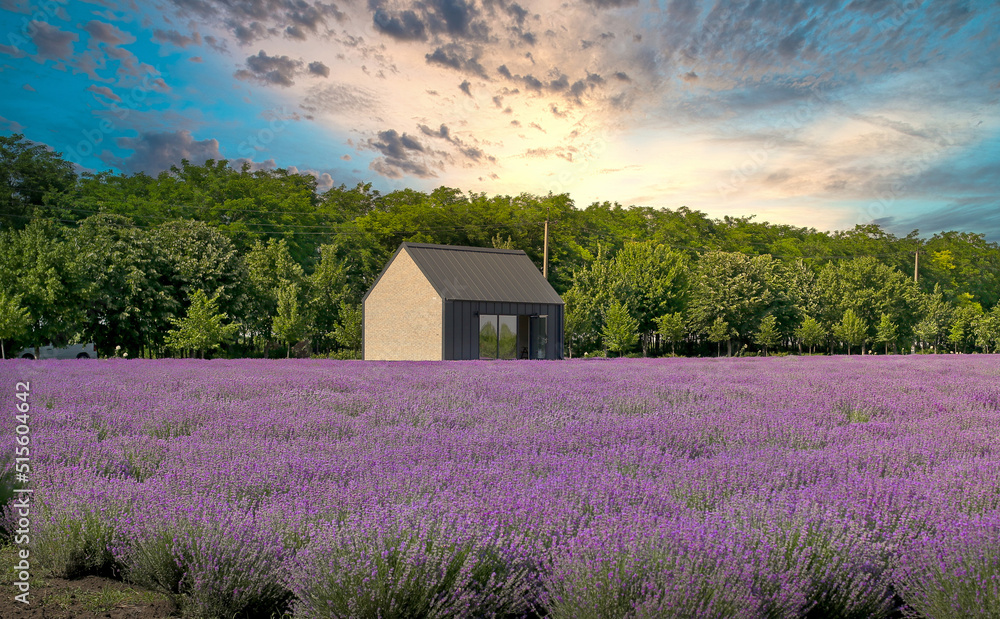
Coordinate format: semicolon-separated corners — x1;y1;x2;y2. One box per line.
371;242;563;304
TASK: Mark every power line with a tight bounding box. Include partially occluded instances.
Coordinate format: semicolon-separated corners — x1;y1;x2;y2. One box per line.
2;211;972;263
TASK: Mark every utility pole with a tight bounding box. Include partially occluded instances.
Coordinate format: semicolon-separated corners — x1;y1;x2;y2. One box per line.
543;218;549;279
914;250;919;284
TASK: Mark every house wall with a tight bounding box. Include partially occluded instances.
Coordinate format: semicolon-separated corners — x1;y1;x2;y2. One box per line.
443;300;564;360
364;248;443;360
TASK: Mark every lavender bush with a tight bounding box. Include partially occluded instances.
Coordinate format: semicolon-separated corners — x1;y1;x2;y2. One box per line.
1;355;998;618
287;509;539;618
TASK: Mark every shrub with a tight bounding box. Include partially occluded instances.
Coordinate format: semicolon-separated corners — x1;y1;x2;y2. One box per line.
543;521;759;619
0;447;20;542
895;513;1000;618
35;506;124;579
287;512;539;619
122;511;292;618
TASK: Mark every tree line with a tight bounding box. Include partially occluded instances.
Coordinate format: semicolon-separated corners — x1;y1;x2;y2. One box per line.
1;133;999;359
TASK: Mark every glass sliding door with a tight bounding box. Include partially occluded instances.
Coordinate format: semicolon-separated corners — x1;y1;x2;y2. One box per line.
479;315;498;359
479;314;520;359
498;315;517;359
529;315;548;359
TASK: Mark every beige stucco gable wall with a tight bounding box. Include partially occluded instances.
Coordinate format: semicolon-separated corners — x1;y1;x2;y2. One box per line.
363;247;443;360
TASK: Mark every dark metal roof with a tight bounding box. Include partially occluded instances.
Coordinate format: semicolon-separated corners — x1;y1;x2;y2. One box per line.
401;242;564;304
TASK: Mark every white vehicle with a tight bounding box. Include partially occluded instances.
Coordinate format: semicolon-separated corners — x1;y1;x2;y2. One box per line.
17;343;96;360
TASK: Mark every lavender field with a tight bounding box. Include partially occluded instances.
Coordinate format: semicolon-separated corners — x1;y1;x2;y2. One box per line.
3;356;1000;618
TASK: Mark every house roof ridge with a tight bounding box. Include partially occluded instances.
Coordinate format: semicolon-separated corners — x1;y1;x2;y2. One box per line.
400;242;525;255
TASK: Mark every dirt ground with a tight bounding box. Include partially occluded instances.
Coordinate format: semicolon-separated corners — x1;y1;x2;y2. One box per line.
0;573;177;618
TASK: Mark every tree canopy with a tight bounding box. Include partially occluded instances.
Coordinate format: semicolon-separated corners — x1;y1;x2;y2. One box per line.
1;134;999;358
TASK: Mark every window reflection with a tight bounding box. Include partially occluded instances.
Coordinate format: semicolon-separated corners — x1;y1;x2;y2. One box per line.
479;315;498;360
499;315;517;359
480;314;537;359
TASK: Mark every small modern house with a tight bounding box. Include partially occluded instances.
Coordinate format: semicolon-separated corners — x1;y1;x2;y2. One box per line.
363;242;564;361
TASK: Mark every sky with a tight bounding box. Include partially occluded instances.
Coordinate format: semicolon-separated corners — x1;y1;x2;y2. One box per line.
1;0;998;239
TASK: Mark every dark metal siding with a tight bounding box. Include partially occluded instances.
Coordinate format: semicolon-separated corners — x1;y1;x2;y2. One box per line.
444;300;564;360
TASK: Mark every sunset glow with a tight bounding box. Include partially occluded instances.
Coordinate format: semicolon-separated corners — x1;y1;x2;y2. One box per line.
1;0;998;236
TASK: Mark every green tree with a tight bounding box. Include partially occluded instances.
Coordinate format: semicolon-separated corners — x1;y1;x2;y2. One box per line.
308;245;352;354
754;315;781;356
973;306;1000;353
333;301;362;358
913;317;940;353
689;252;786;355
272;282;311;358
0;134;77;228
948;303;982;353
795;316;826;354
244;238;306;352
833;309;868;355
922;231;1000;308
707;316;731;357
73;214;175;357
155;219;244;321
607;242;689;355
0;290;31;359
562;286;595;358
565;242;688;356
143;159;324;264
875;313;898;354
164;289;238;359
602;301;638;357
917;285;952;352
817;256;920;346
0;220;85;355
655;312;686;355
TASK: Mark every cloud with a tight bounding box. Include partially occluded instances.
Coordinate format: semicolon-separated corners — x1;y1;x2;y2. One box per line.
424;0;487;40
366;129;435;178
152;28;202;48
0;115;25;132
522;146;576;162
82;20;135;47
425;43;487;77
203;34;227;53
162;0;343;44
235;50;303;87
104;45;159;80
582;0;638;7
417;122;496;163
0;0;32;14
372;8;427;41
232;157;278;172
371;129;424;158
120;0;1000;229
0;43;27;58
87;84;121;101
371;0;490;43
300;82;379;115
419;123;451;140
27;20;78;61
111;130;223;175
495;62;594;102
882;198;1000;242
308;60;330;77
287;165;335;190
234;50;333;87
